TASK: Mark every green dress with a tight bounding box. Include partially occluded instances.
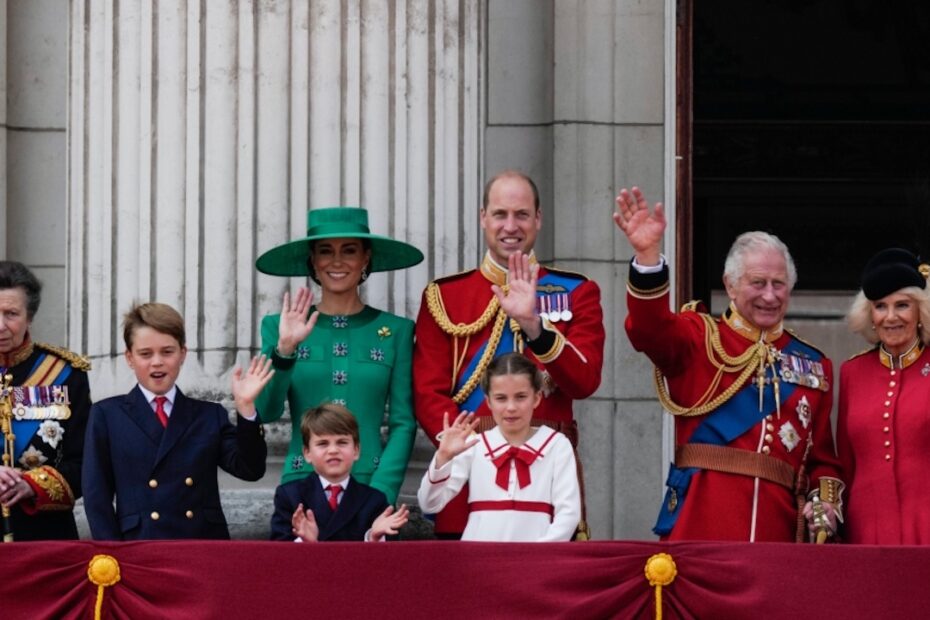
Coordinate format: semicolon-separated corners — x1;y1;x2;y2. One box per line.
256;306;416;504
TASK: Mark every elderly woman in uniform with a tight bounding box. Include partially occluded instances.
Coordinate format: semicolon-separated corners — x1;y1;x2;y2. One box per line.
254;207;423;505
0;261;91;541
837;248;930;544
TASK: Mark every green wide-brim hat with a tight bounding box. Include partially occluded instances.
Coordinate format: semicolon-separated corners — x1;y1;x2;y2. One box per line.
255;206;424;276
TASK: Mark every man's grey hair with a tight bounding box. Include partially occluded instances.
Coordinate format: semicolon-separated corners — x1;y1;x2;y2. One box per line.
723;231;798;290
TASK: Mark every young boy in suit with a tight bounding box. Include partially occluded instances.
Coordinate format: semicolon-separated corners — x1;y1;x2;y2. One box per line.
271;403;409;542
82;302;271;540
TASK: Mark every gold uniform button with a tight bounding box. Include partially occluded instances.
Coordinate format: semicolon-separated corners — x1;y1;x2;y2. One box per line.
764;434;773;443
883;413;890;419
890;370;896;376
889;381;896;387
765;415;773;421
884;440;891;447
761;446;771;455
185;510;194;519
884;401;891;407
151;512;160;521
185;477;194;487
766;423;775;432
887;391;894;397
885;454;891;461
149;479;158;488
883;427;890;433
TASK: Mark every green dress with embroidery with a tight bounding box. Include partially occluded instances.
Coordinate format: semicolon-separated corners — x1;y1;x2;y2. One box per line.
256;306;415;504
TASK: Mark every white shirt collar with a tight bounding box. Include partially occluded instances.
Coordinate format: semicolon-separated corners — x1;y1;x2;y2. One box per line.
138;384;178;411
317;474;351;490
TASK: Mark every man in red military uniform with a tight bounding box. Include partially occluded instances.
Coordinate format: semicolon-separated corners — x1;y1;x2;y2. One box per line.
414;170;605;538
614;186;843;542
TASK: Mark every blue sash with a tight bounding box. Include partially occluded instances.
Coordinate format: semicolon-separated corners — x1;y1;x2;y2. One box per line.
653;336;820;535
13;354;72;460
455;271;583;413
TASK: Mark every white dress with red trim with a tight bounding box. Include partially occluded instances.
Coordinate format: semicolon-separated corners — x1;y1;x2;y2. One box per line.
417;426;580;542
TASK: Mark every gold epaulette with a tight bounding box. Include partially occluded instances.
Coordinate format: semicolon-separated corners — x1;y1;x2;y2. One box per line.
430;268;477;285
679;300;705;313
35;342;92;372
784;329;828;359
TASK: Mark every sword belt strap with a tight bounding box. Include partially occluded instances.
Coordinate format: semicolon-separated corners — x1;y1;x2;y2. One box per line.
675;443;796;491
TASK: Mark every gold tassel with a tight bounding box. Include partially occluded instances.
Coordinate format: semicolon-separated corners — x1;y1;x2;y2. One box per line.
87;554;121;620
645;553;677;620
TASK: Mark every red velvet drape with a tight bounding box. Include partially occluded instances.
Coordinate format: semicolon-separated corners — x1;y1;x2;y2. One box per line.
0;540;924;619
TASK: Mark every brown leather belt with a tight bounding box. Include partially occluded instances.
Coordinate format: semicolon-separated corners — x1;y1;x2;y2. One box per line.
675;443;796;490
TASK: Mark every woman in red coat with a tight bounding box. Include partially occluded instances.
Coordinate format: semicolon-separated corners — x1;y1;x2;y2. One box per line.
838;248;930;544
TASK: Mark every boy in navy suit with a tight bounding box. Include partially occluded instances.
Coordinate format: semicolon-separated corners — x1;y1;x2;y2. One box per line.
271;403;408;542
82;302;271;540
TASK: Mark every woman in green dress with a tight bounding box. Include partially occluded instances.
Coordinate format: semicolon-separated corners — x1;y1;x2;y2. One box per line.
255;207;423;504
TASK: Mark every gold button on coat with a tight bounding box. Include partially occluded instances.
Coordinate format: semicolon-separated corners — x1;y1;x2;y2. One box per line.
185;510;194;519
185;477;194;486
151;512;160;520
148;479;158;488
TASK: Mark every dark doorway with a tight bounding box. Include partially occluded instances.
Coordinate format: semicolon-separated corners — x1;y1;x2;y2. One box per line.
690;1;930;303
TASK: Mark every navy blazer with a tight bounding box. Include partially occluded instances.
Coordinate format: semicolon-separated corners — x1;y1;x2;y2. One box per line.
82;386;266;540
271;473;388;541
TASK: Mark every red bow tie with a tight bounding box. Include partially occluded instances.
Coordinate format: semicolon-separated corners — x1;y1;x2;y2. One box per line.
492;446;539;491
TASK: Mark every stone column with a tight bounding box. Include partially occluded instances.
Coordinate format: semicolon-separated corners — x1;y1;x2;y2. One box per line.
68;0;482;400
2;0;69;344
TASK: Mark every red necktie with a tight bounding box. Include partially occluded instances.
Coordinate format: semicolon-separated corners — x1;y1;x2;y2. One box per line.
326;484;341;511
492;446;538;490
154;396;169;428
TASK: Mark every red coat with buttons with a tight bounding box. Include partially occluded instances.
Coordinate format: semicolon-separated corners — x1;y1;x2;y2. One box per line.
837;346;930;544
626;282;842;542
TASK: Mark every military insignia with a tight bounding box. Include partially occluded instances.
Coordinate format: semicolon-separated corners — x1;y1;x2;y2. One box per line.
18;445;48;469
332;398;347;406
332;342;348;357
332;315;349;329
923;363;930;377
778;421;800;452
537;283;567;294
796;395;811;429
11;386;72;420
332;370;348;385
37;420;65;449
779;352;829;392
667;488;678;512
377;326;392;339
296;346;310;360
290;455;305;470
370;348;385;362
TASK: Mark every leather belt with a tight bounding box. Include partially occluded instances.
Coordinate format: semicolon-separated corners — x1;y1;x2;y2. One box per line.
675;443;796;490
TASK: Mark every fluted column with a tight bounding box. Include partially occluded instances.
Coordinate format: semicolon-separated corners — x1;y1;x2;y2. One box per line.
68;0;482;398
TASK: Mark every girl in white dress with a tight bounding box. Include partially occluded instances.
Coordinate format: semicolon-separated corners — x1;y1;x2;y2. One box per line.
417;353;581;541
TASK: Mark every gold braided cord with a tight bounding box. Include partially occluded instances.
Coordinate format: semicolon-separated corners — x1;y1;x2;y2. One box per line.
425;282;500;337
452;309;507;405
653;314;770;417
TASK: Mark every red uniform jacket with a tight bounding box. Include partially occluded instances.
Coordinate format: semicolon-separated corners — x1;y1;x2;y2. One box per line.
414;253;604;534
837;344;930;544
625;263;842;542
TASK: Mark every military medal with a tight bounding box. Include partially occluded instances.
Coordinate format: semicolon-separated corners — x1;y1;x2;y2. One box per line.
559;293;573;321
549;295;561;323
